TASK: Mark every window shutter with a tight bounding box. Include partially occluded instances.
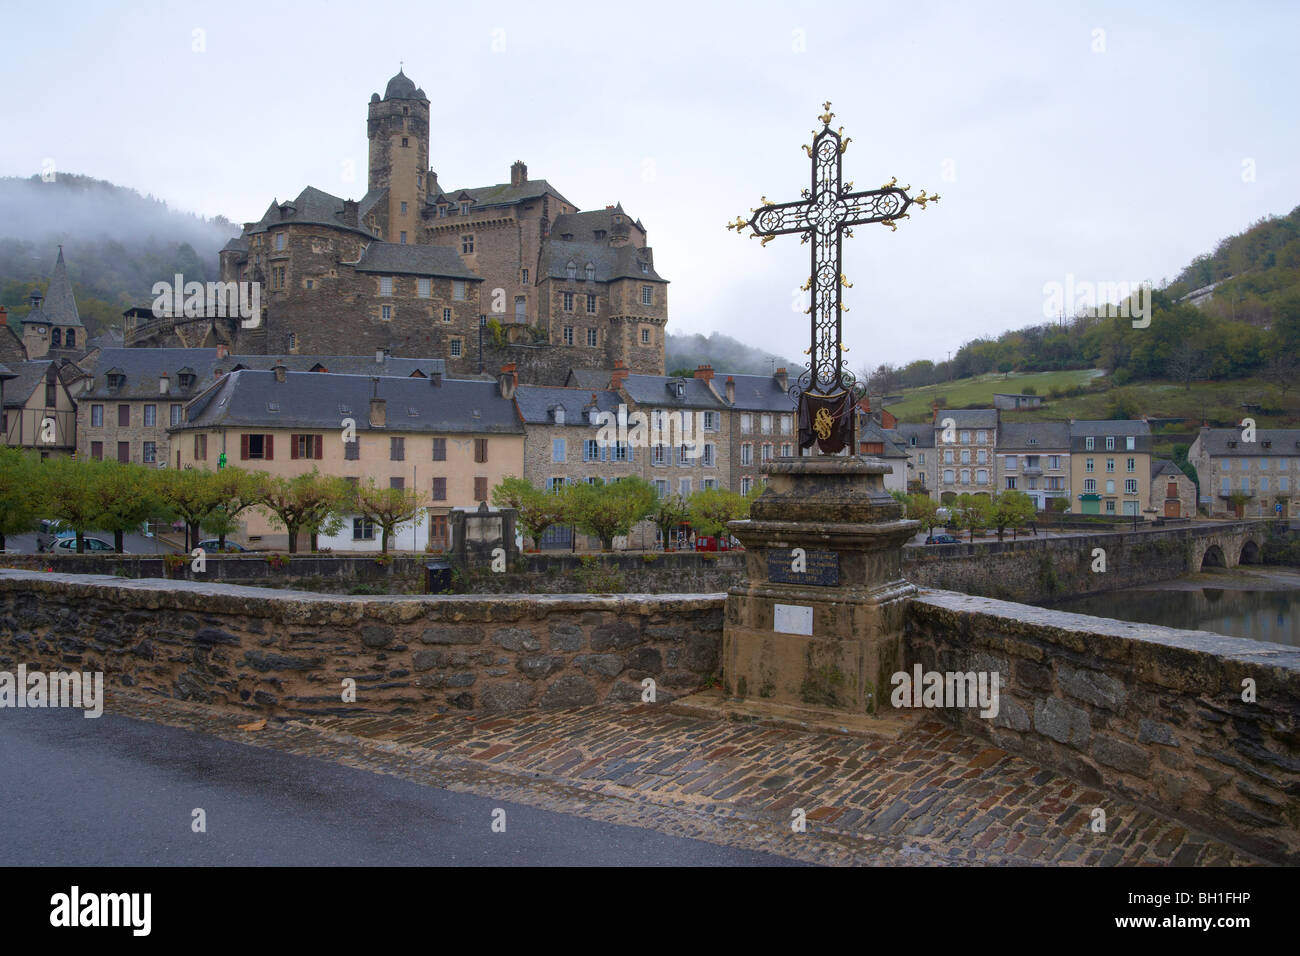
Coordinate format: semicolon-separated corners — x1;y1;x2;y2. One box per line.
315;434;323;459
264;434;274;460
629;443;635;462
290;435;299;460
583;442;590;462
240;434;249;460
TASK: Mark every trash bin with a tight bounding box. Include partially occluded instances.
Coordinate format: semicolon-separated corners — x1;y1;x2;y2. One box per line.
425;560;452;594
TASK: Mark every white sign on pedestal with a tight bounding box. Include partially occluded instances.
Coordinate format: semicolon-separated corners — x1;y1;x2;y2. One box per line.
773;603;813;636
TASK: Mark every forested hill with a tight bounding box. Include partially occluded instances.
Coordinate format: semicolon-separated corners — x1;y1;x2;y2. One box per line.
0;173;238;338
865;204;1300;393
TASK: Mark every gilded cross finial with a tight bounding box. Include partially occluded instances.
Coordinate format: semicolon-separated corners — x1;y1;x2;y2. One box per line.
819;101;834;125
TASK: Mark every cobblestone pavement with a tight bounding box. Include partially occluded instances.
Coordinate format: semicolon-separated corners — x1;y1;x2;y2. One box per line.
104;693;1262;867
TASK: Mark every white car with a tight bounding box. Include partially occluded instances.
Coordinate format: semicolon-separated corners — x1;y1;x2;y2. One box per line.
54;536;119;553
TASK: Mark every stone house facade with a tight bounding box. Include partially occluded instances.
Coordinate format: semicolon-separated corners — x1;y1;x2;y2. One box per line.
715;367;796;495
995;421;1071;511
1188;426;1300;518
933;408;999;502
171;367;524;551
1068;420;1152;518
1150;459;1198;519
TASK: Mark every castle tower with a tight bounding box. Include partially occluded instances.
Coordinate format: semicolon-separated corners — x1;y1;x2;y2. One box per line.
22;246;84;358
367;68;430;244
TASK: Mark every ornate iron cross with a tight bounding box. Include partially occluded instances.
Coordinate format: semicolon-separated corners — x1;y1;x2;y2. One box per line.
728;102;937;452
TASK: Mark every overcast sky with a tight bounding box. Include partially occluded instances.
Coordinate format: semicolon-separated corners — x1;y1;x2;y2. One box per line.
3;0;1297;369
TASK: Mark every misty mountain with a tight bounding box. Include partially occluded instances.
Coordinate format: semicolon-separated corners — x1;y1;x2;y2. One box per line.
0;173;239;337
665;331;798;377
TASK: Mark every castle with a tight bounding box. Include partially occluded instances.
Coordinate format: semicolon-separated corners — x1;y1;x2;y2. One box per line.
125;69;668;385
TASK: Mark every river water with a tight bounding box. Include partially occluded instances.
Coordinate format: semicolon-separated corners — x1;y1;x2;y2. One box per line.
1038;568;1300;648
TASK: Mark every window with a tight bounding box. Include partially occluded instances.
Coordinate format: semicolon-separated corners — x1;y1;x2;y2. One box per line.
944;450;954;464
1105;480;1115;494
65;330;74;348
761;444;773;463
1005;456;1017;471
1106;500;1116;514
90;441;102;460
586;328;598;347
781;415;793;435
741;477;753;495
391;437;405;461
552;438;566;463
679;479;692;497
563;326;574;346
918;453;926;466
430;437;446;461
1085;437;1095;451
1048;455;1061;469
400;232;407;244
1126;436;1135;450
1085;478;1098;493
1086;458;1095;473
141;404;156;427
741;443;753;466
1106;458;1115;473
565;261;577;279
418;278;431;298
401;137;409;147
943;469;955;484
761;414;773;433
780;443;792;457
379;276;393;297
1125;478;1138;494
345;439;359;460
976;469;988;485
460;202;469;215
653;443;666;465
382;305;393;320
194;434;207;460
450;339;462;357
293;434;323;460
960;469;970;483
976;449;987;465
740;414;752;434
118;405;130;427
453;280;466;300
437;205;447;218
474;477;488;501
241;434;273;460
91;404;103;428
563;292;574;312
960;431;970;443
390;477;404;490
442;308;452;323
353;518;375;541
702;444;715;467
679;444;691;465
1221;476;1231;494
142;442;157;464
641;286;653;305
702;411;717;431
1105;436;1115;450
400;201;408;215
1126;457;1136;472
653;479;670;497
275;233;285;251
1006;477;1018;490
432;477;447;501
474;438;488;463
585;263;595;281
550;477;566;493
521;268;529;285
976;431;987;443
960;449;970;464
641;328;650;345
613;442;630;462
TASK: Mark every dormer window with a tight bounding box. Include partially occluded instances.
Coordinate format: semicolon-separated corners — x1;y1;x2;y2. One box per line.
107;372;125;389
594;230;606;240
585;263;595;281
613;214;623;224
178;373;195;389
566;260;577;279
561;233;573;241
640;262;649;273
437;205;447;218
460;202;470;215
554;406;565;425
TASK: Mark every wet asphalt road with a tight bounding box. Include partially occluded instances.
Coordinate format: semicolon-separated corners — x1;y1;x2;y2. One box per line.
0;707;794;866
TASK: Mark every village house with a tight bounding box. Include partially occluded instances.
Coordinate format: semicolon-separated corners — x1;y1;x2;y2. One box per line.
1188;426;1300;519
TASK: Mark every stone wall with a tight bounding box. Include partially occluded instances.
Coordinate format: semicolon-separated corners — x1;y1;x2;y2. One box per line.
0;570;724;717
906;590;1300;864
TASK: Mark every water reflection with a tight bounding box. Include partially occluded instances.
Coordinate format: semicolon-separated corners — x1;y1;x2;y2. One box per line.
1040;585;1300;647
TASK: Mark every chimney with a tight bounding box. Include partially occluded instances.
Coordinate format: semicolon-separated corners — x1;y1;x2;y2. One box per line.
160;372;170;395
430;371;443;387
725;375;735;404
610;359;629;390
694;364;714;383
497;362;517;400
931;401;940;423
216;344;229;359
510;160;527;187
272;361;287;383
369;381;387;427
428;170;438;192
774;366;788;391
343;199;358;227
375;347;386;364
0;306;6;326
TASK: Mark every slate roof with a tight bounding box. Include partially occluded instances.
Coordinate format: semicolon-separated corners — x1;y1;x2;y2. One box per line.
937;408;999;429
432;179;571;210
566;369;612;389
354;242;480;280
549;206;645;242
514;385;623;426
1069;419;1152;437
540;239;665;283
244;186;374;238
0;364;14;380
887;423;935;449
2;361;56;407
997;421;1071;450
859;418;908;458
382;69;426;101
40;248;83;328
1152;458;1184;479
618;374;727;410
1193;427;1300;457
177;370;522;434
723;373;795;413
221;236;248;254
79;349;447;400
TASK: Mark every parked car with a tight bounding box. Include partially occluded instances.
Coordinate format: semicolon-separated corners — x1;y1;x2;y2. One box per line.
925;533;960;545
196;539;251;553
54;536;118;553
36;519;76;552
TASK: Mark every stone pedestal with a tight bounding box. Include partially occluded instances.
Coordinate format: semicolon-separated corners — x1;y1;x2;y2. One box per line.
721;456;918;718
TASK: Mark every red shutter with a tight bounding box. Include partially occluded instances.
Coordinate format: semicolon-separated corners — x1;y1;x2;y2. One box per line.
240;434;249;460
264;434;274;460
314;434;323;459
290;434;299;460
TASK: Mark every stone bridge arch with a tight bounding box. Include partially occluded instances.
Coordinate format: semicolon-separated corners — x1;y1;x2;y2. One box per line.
1188;522;1269;571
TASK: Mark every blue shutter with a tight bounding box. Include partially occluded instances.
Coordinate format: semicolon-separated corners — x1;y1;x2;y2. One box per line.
629;443;635;462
